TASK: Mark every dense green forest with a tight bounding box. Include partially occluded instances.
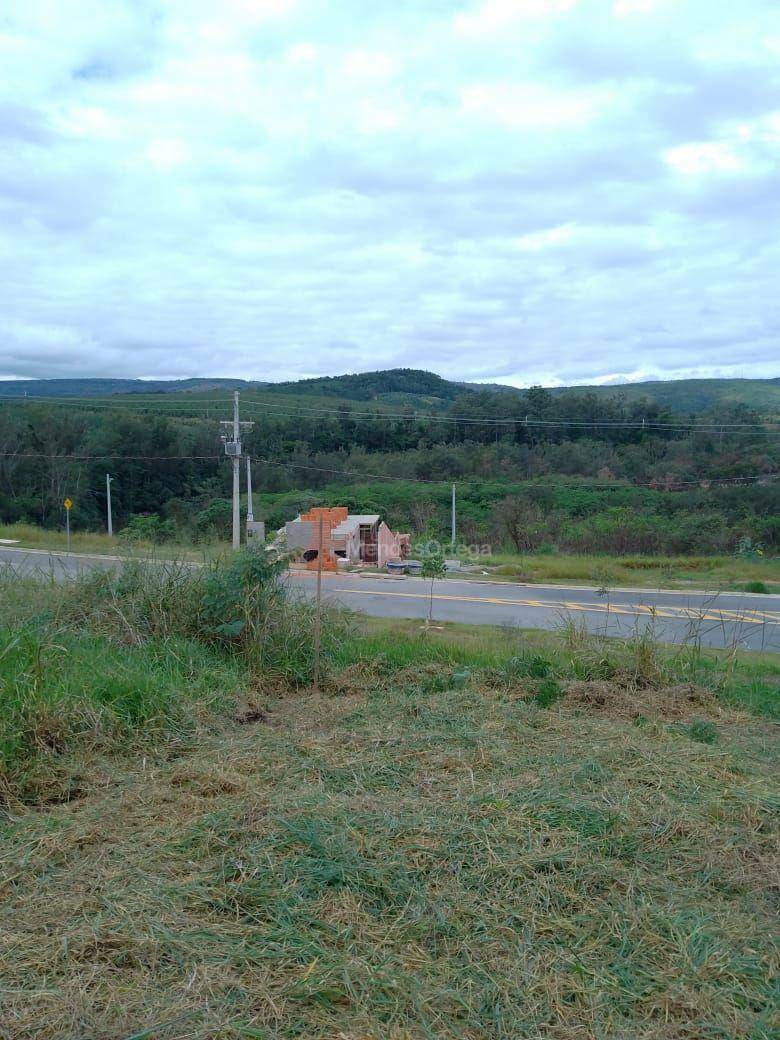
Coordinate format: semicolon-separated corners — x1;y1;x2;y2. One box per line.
1;371;778;554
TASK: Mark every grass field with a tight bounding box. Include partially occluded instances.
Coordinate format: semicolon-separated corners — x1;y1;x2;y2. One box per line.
0;522;228;561
1;565;778;1039
474;552;780;593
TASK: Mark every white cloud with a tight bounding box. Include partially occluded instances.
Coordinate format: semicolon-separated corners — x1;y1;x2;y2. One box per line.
455;0;580;36
613;0;665;17
664;140;746;175
459;83;601;128
0;0;778;384
517;224;576;251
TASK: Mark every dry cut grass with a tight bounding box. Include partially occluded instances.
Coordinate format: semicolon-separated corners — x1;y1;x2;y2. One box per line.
1;663;778;1039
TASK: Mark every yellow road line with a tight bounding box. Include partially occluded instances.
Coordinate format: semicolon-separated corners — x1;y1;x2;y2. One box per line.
331;587;776;625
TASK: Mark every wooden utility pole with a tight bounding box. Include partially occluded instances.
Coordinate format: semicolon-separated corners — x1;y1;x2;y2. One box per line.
313;511;324;693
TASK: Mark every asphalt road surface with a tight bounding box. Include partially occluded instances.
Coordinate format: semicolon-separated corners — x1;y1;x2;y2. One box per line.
1;546;778;652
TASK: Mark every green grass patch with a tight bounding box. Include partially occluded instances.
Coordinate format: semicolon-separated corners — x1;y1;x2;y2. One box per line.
0;521;227;561
0;622;249;802
478;551;780;590
341;617;780;720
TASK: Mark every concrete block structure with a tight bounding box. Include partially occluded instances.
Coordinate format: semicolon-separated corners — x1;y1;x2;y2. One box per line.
246;520;265;542
285;507;410;571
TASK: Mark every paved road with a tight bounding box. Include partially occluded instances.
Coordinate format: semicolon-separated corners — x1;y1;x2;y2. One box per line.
289;571;780;651
2;546;778;651
6;544;780;648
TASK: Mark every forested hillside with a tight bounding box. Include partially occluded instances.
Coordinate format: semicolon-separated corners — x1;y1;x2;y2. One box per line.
2;369;778;414
1;375;778;555
268;368;465;403
556;377;780;416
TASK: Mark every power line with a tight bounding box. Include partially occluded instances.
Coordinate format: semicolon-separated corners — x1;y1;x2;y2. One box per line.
1;392;776;430
0;452;222;460
248;454;779;490
0;449;776;492
237;398;779;430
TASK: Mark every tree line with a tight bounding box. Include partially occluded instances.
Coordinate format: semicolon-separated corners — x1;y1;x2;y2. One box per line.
0;386;777;554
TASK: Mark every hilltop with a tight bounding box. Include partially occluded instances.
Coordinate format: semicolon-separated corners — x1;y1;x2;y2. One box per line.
553;376;780;416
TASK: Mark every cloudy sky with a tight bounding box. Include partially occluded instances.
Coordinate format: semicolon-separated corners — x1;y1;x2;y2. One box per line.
1;0;779;387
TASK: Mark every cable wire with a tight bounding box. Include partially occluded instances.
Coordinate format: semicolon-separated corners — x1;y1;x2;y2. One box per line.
2;392;777;431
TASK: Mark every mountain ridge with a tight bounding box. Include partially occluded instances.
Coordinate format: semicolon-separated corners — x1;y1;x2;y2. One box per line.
1;369;778;415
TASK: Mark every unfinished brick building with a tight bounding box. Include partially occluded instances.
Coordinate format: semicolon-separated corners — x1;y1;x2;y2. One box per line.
285;507;410;571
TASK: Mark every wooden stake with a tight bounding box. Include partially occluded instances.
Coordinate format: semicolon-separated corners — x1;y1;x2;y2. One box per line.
313;512;324;693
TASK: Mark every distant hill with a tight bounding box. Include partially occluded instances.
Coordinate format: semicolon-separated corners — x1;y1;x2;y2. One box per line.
1;370;777;416
551;377;780;416
0;377;255;398
267;369;467;403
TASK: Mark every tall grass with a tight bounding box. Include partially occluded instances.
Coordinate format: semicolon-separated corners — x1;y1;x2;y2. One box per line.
0;624;249;804
481;550;779;590
1;557;777;805
0;547;348;802
48;549;349;684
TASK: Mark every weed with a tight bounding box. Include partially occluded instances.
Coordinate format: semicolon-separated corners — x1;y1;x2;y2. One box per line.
681;718;719;744
534;678;565;708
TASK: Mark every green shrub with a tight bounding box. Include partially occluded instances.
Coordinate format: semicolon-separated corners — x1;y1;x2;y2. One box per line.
534;678;565;708
734;536;764;559
194;499;232;541
503;653;552;680
119;513;176;544
742;580;769;594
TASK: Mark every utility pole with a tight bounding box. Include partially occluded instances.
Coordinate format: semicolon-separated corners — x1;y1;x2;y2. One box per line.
106;473;113;536
451;483;456;547
231;390;240;549
246;456;254;523
220;391;253;551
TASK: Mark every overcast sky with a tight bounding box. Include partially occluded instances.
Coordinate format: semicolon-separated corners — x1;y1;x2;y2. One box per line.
1;0;779;387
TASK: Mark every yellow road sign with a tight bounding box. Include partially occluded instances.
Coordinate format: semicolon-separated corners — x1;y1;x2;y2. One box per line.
64;498;72;510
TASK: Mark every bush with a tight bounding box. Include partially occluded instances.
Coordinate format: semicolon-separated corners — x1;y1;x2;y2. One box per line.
119;513;176;544
534;678;565;708
194;499;232;541
742;581;769;594
734;536;764;559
